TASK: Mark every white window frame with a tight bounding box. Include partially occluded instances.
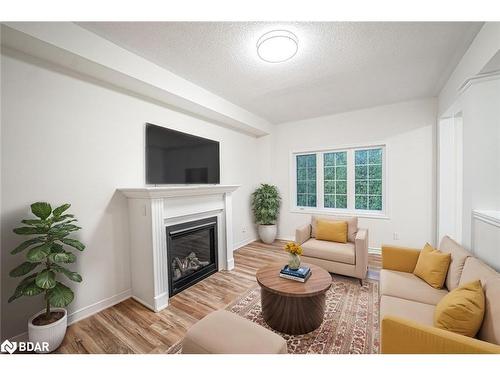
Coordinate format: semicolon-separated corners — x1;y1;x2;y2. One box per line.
290;142;389;219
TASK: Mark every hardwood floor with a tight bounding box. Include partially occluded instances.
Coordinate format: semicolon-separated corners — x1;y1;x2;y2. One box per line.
56;240;381;354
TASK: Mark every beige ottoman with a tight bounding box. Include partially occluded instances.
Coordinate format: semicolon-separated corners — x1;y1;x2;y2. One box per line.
182;310;287;354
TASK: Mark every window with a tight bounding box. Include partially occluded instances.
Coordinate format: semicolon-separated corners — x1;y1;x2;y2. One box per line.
323;151;347;209
296;154;316;207
293;145;386;216
355;149;383;210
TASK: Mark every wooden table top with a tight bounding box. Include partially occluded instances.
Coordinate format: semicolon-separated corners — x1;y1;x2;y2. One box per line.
256;263;332;297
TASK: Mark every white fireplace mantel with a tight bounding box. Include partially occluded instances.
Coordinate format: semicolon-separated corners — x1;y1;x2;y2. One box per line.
120;185;240;199
119;185;240;312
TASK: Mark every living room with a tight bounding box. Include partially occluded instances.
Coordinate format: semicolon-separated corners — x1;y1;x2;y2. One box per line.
1;0;500;371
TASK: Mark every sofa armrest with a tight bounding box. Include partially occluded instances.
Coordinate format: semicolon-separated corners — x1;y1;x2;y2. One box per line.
295;224;311;245
381;245;421;273
381;316;500;354
354;229;368;278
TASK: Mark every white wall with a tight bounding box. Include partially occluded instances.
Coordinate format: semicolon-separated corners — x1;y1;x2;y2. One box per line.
460;78;500;248
268;99;437;250
1;50;261;339
438;22;500;253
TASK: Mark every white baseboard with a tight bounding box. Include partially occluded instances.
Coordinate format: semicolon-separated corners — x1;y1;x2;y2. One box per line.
276;235;294;241
9;288;132;342
227;258;235;269
233;236;258;250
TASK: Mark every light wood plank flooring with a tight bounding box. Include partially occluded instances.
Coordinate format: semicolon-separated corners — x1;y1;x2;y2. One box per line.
56;240;381;354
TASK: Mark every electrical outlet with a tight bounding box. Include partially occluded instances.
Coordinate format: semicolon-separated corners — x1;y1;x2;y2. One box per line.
242;227;247;233
393;232;399;240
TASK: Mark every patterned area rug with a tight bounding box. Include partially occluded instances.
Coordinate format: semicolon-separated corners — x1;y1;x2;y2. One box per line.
228;275;379;354
167;275;379;354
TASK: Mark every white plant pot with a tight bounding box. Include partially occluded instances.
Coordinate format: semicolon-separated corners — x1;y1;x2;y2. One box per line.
28;308;67;353
258;224;277;244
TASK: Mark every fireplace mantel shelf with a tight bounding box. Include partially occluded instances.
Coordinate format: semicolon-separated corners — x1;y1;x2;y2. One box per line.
119;185;240;199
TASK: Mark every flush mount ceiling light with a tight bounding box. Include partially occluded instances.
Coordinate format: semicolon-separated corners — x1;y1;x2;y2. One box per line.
257;30;298;63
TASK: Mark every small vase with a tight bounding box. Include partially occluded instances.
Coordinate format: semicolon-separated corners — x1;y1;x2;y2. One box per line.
288;253;301;270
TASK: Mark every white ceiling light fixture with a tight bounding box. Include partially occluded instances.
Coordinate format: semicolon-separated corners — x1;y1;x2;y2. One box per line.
257;30;298;63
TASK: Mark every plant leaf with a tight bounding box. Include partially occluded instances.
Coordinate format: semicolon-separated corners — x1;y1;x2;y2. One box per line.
11;237;44;254
53;223;81;232
9;261;41;277
52;265;82;283
13;226;48;235
52;203;71;217
51;243;64;253
35;270;57;289
48;251;76;263
22;279;45;297
30;202;52;220
48;228;70;238
21;219;48;227
53;215;75;223
8;274;37;302
48;282;74;307
26;243;52;262
61;238;85;251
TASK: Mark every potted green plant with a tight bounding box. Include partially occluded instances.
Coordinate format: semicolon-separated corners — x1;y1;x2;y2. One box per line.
251;184;281;244
8;202;85;353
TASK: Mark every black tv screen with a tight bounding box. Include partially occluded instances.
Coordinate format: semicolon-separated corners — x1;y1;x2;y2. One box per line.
146;124;220;184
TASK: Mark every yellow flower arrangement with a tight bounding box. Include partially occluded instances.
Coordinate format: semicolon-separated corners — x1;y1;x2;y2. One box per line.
284;242;303;256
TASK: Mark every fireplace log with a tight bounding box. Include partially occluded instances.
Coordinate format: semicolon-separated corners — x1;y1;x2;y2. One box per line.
172;252;210;280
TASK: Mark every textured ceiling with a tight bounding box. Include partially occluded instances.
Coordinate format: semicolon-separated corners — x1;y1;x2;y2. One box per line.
79;22;482;124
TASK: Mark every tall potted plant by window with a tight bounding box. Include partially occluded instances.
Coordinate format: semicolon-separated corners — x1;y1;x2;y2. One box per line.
251;184;281;244
8;202;85;353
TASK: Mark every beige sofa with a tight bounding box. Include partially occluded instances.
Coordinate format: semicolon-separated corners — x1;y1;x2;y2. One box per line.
295;215;368;282
380;235;500;353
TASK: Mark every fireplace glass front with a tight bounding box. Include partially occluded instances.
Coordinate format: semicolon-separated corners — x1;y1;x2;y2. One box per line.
166;217;218;296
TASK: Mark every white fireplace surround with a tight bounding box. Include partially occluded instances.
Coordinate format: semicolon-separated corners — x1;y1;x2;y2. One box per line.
119;185;240;312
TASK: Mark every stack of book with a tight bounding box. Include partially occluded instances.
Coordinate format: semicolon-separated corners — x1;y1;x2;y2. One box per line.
279;265;312;282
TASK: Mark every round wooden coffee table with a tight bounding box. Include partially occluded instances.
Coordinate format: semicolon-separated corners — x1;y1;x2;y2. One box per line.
256;263;332;335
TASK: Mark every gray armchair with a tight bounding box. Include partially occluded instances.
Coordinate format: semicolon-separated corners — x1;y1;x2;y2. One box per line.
295;215;368;283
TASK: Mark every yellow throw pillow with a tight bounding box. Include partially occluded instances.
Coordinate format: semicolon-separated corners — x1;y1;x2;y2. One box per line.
413;243;451;289
434;280;485;337
316;220;348;243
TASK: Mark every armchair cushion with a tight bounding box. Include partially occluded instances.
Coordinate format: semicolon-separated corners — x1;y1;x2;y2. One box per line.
316;219;348;243
311;215;358;242
301;239;355;265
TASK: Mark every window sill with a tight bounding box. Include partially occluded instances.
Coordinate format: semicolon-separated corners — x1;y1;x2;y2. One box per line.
290;207;390;220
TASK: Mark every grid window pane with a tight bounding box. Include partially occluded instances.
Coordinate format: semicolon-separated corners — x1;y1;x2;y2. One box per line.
296;154;317;207
355;181;367;194
324;180;335;194
355;148;383;211
355;195;368;209
368;180;382;195
369;195;382;210
324;194;335;208
336;194;347;208
335;181;347;194
323;151;347;209
368;165;382;179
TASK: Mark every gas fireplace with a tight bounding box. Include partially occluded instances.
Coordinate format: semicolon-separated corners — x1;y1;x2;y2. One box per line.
166;217;218;296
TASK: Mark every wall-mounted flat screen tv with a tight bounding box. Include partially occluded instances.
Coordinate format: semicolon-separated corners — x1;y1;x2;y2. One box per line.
146;123;220;184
